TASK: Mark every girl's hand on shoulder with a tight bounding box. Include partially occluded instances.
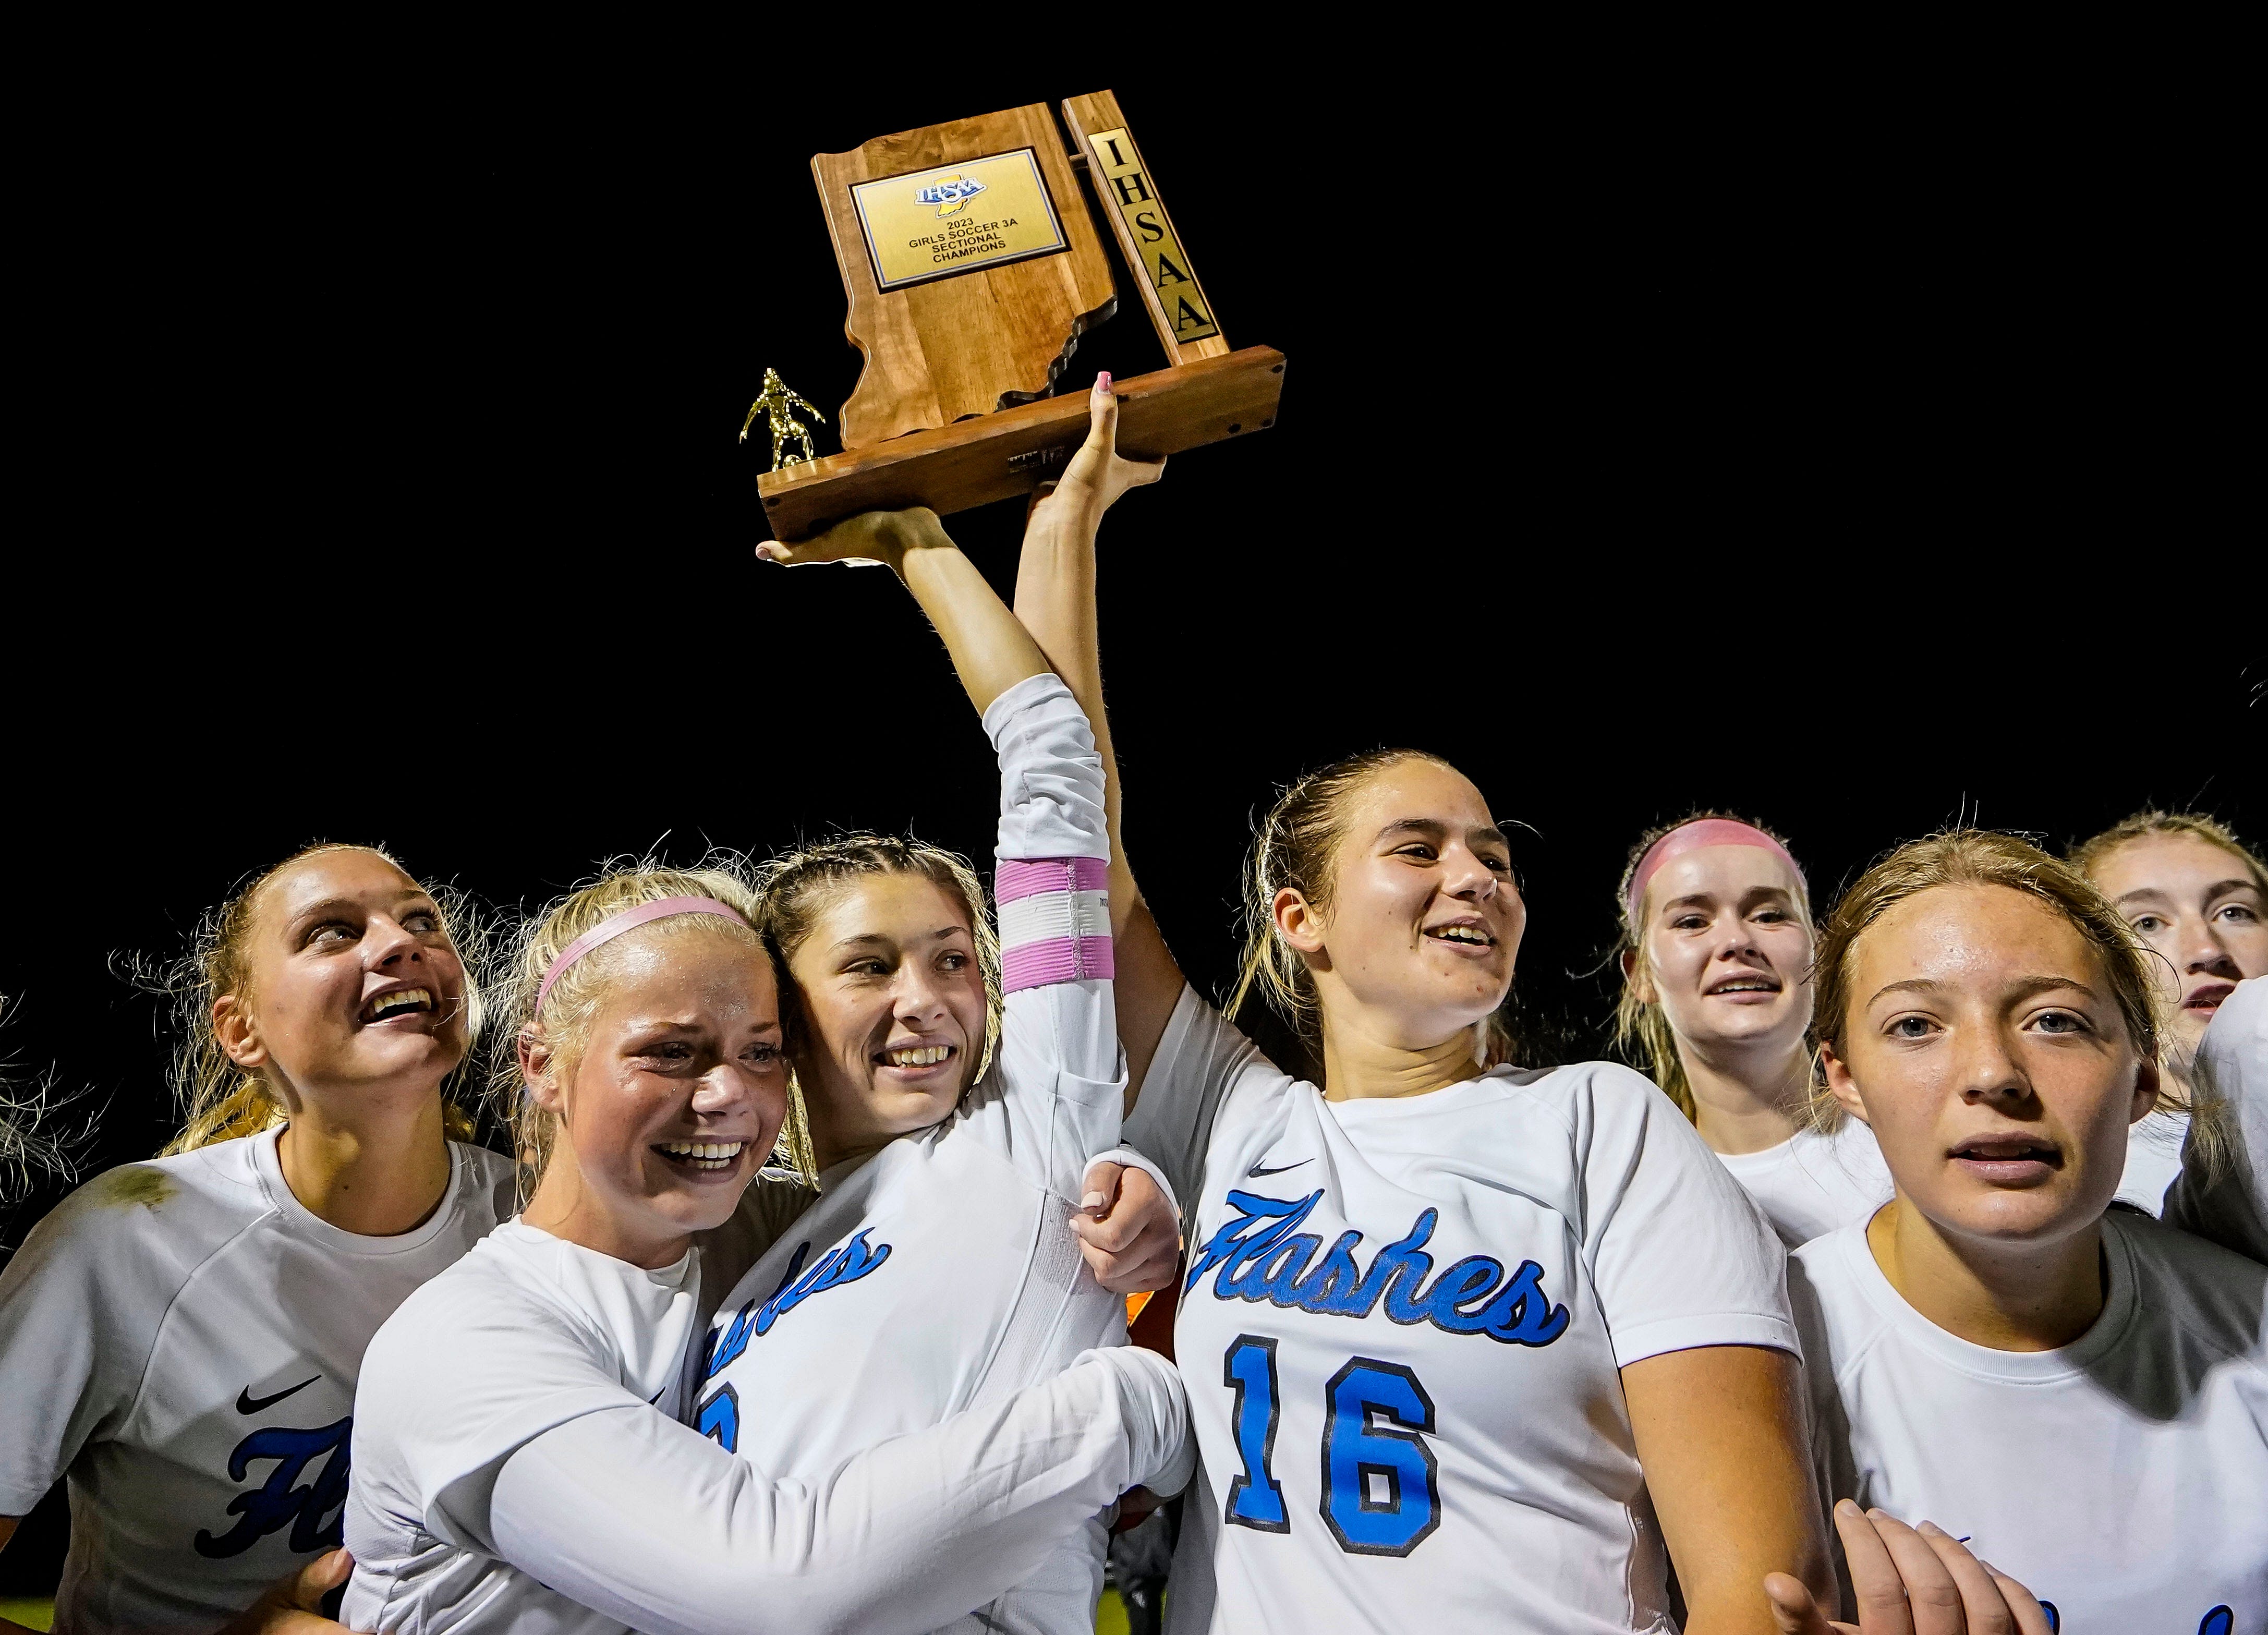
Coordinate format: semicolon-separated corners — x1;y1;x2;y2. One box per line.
217;1547;365;1635
1765;1503;2052;1635
1028;374;1166;532
1072;1158;1180;1294
757;506;950;571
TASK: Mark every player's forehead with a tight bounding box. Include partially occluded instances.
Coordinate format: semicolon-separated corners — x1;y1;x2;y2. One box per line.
1343;759;1498;845
1854;883;2105;1002
1648;844;1801;906
260;850;426;925
2096;832;2257;904
592;925;781;1029
809;870;973;946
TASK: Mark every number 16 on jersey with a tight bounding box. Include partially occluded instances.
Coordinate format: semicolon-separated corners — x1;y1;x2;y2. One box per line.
1224;1335;1443;1557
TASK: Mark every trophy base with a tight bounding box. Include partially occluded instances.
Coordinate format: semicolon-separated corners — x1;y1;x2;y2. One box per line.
757;346;1287;542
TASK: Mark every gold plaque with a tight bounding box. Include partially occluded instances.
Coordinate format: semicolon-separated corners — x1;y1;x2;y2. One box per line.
1085;126;1219;345
851;148;1070;292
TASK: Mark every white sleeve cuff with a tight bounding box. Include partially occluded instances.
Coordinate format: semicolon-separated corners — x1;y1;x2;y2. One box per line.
1085;1144;1179;1218
1608;1313;1801;1370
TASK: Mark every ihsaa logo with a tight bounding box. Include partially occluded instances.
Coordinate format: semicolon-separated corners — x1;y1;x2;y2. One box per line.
915;175;986;216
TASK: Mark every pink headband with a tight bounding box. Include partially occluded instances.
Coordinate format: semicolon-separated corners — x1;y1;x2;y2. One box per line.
536;896;749;1012
1626;819;1805;922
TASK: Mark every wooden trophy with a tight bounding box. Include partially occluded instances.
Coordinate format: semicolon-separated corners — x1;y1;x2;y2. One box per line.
754;90;1287;540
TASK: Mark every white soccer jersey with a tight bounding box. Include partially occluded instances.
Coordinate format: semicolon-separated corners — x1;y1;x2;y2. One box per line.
695;672;1129;1635
1124;989;1796;1635
2120;1108;2191;1214
342;1220;703;1633
1791;1212;2268;1631
2167;976;2268;1264
339;1221;1192;1635
1714;1120;1894;1248
0;1128;512;1635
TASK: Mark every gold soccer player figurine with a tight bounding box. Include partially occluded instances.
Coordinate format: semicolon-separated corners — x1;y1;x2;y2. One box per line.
739;368;827;470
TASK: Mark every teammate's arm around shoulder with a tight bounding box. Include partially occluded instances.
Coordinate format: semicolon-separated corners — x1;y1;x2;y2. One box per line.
1011;374;1183;1102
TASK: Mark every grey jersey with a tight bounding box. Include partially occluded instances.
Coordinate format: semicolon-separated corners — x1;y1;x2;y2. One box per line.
0;1128;511;1634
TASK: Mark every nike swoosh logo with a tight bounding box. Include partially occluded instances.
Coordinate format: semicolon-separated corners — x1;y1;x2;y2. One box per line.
236;1375;320;1415
1246;1159;1312;1178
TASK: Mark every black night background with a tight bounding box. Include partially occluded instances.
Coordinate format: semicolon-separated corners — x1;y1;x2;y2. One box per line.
3;43;2257;1594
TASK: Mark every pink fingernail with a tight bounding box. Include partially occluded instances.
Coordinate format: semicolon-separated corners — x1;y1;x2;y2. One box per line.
1082;1191;1107;1212
1094;372;1111;393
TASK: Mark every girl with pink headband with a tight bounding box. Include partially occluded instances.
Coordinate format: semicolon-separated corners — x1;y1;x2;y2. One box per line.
1612;813;1892;1247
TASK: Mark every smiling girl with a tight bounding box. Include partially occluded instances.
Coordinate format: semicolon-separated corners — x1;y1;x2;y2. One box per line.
341;865;1190;1632
1613;815;1891;1246
0;844;514;1634
2073;810;2268;1212
694;384;1179;1634
1782;831;2267;1630
1005;395;1834;1634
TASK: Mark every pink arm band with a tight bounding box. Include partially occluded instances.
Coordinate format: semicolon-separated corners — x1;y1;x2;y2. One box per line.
996;858;1114;993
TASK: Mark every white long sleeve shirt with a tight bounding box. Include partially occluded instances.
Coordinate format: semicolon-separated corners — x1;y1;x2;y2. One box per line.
693;672;1140;1635
340;1221;1190;1635
342;675;1191;1634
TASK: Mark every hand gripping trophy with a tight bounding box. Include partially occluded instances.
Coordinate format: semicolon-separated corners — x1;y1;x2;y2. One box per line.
739;368;827;470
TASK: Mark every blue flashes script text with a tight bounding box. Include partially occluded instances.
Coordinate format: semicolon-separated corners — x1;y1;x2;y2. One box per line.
193;1416;351;1558
1185;1189;1570;1347
697;1230;893;1452
705;1229;893;1380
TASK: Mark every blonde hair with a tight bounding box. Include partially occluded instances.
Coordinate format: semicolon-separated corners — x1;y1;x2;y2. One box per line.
1228;749;1518;1077
493;859;813;1206
1609;812;1817;1124
2070;809;2268;899
145;843;487;1156
1810;831;2205;1144
753;834;1004;1090
1;995;95;1212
